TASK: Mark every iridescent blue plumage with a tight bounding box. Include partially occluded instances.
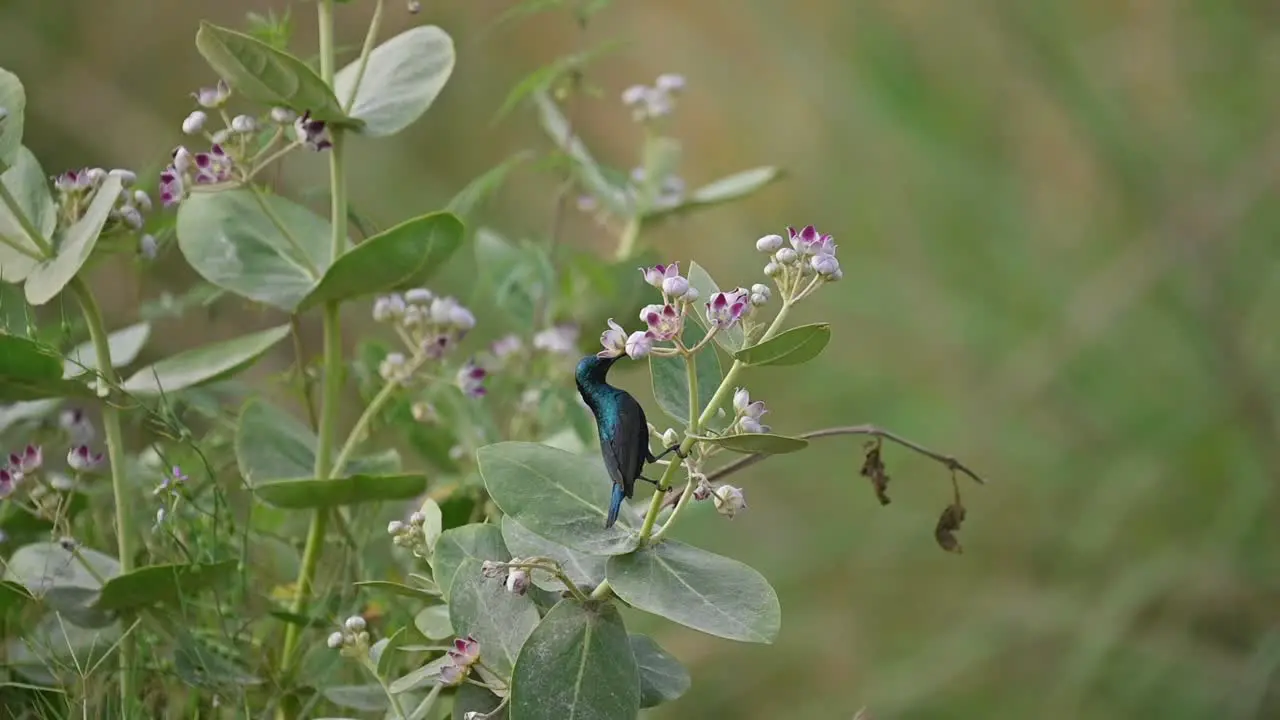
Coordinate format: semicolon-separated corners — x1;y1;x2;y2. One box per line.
575;354;656;528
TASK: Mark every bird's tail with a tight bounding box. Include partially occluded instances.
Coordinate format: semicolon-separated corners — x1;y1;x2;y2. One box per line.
605;483;625;529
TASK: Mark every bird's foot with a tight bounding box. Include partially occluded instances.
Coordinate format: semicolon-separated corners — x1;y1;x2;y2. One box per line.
652;443;688;462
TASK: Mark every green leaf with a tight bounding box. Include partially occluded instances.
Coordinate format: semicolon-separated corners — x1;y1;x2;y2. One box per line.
176;189;336;312
446;152;533;222
413;604;452;640
0;146;54;283
475;228;553;327
606;539;780;643
24;175;123;306
390;654;452;694
374;627;408;678
234;399;317;481
0;334;93;402
120;323;290;395
687;261;745;351
500;515;606;593
195;22;348;125
418;497;444;554
3;541;120;628
453;682;507;720
94;560;237;612
649;322;721;425
252;474;426;509
333;26;455;137
173;628;263;690
630;633;691;708
733;323;831;367
322;684;388;712
0;579;34;619
532;91;629;216
6;614;120;683
648;166;783;222
62;322;150;378
0;67;24;166
696;432;808;455
509;600;640;720
448;556;540;679
431;524;507;601
297;211;463;311
477;442;641;556
354;580;440;601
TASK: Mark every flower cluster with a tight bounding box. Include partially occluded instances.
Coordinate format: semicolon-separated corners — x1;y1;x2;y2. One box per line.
758;225;842;297
598;262;748;360
480;559;531;596
0;445;41;499
49;167;155;254
621;73;686;123
437;636;482;687
371;288;488;397
732;388;770;434
326;615;372;658
387;510;433;558
688;475;747;518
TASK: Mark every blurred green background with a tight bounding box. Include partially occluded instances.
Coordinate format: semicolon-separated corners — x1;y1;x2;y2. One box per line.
5;0;1280;718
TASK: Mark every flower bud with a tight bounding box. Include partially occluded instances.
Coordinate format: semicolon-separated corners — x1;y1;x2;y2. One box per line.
655;73;687;93
681;286;700;303
193;80;231;108
764;262;781;277
505;568;530;596
327;631;345;649
750;283;771;299
85;168;106;187
811;253;840;276
231;115;257;133
387;520;407;535
713;485;747;518
172;146;193;174
661;275;689;297
109;168;137;187
598;319;628;358
67;445;104;472
411;401;437;423
133;190;152;212
344;615;366;633
404;287;432;305
661;428;680;447
409;511;426;527
625;330;655;359
775;247;798;265
270;107;296;124
756;234;784;253
182;111;207;135
140;233;159;260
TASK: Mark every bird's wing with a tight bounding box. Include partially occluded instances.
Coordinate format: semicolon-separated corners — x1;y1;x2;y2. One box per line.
603;391;651;497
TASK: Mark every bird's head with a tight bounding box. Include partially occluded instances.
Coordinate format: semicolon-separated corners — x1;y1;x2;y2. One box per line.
575;353;620;387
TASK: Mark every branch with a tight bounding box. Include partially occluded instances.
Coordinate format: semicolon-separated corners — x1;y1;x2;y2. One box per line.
705;424;989;486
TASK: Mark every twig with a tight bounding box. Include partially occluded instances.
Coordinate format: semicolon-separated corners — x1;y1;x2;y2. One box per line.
705;424;989;486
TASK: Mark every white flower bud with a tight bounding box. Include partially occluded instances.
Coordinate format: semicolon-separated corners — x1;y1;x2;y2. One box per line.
713;485;747;518
344;615;366;633
182;111;207;135
661;428;680;447
327;631;345;649
625;330;654;359
750;292;768;307
811;253;840;276
86;168;106;186
756;234;784;253
409;511;426;527
270;107;297;124
109;168;137;187
172;146;193;174
505;568;530;596
231;115;257;133
133;190;152;212
387;520;406;535
682;287;700;303
662;275;690;297
775;247;798;265
763;262;781;277
404;288;432;305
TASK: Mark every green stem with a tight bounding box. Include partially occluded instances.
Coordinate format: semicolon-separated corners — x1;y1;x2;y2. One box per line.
278;1;346;705
68;277;135;714
614;215;641;261
636;302;795;542
343;0;385;114
331;360;412;474
247;186;320;276
0;176;51;257
407;684;443;719
368;659;408;720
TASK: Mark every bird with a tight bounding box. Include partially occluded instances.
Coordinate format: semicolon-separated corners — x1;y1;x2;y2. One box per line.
575;353;682;528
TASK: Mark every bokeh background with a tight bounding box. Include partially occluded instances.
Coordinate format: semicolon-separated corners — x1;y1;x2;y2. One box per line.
5;0;1280;718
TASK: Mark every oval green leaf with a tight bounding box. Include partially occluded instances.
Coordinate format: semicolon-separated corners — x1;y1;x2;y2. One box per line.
509;600;640;720
3;541;120;628
333;25;455;137
252;474;427;509
0;146;55;283
431;523;508;601
733;323;831;367
25;175;123;306
94;560;237;612
649;166;782;222
354;580;440;601
0;334;92;402
0;67;24;166
297;211;463;311
649;322;721;425
606;539;781;644
697;432;809;455
195;22;348;124
449;560;540;679
500;515;607;593
176;189;336;312
414;604;453;640
630;633;691;708
120;323;290;395
235;398;318;481
62;322;151;378
389;654;452;695
476;441;641;556
687;261;745;351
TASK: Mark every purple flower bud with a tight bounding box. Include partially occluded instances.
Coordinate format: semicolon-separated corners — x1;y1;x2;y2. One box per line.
231;115;257;134
505;568;530;595
59;408;95;444
598;318;628;358
811;253;840;277
182;111;207;135
0;468;20;498
739;417;770;434
713;485;747;518
294;111;333;151
452;636;481;665
438;662;466;686
640;303;682;342
705;289;749;329
788;224;837;257
661;275;690;298
270;107;296;124
456;360;488;398
15;444;42;473
640;262;679;289
193;80;230;108
625;330;655;359
756;234;784;253
66;445;104;472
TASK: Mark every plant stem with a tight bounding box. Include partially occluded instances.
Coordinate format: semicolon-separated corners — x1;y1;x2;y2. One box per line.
407;684;443;719
343;0;385;114
68;276;135;714
614;215;641;261
331;361;411;474
278;1;346;706
636;302;795;542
